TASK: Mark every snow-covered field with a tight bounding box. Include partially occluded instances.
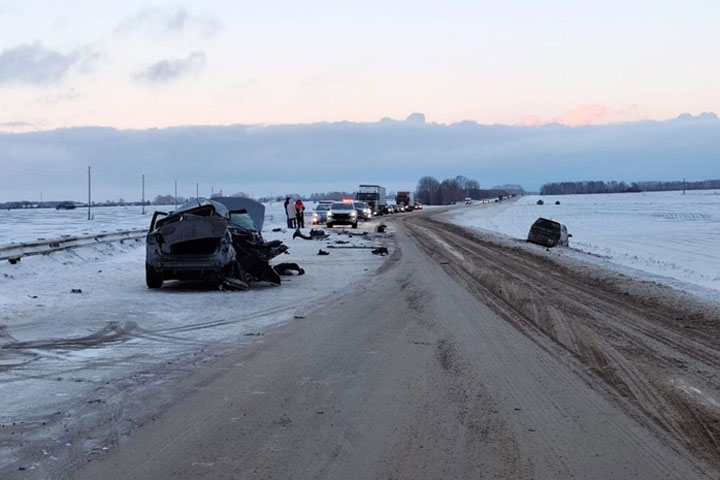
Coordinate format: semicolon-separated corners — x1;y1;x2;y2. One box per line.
0;206;152;245
441;190;720;301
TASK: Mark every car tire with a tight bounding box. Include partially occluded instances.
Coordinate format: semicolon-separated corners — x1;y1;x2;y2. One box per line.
327;222;333;228
352;222;358;229
146;264;163;289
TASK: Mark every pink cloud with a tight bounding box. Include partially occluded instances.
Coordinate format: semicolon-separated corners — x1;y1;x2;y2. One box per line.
553;104;609;126
517;104;643;127
515;115;542;127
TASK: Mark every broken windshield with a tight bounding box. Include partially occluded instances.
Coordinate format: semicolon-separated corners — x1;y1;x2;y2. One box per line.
229;211;257;231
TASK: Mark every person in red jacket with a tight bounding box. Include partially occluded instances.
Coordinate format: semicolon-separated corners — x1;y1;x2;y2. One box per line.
294;199;305;228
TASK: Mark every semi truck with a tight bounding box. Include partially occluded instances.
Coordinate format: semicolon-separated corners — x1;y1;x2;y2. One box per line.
357;185;387;215
395;191;415;210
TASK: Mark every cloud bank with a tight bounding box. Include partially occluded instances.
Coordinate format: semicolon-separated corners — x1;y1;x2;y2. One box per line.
0;113;717;201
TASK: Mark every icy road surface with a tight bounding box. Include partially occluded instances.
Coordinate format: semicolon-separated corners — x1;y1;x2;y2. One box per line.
440;190;720;301
0;202;390;476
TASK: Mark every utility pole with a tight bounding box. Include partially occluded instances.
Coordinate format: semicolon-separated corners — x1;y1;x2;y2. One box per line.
87;166;92;220
196;182;199;199
142;174;146;215
683;178;686;195
174;180;178;209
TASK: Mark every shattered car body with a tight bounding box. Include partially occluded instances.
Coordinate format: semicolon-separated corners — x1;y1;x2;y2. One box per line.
527;217;570;248
145;197;288;289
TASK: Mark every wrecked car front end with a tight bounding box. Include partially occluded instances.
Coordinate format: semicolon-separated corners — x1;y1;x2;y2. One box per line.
145;200;238;288
145;197;290;290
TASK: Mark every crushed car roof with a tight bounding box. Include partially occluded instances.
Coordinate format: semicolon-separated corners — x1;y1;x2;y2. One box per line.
172;198;230;218
213;197;266;230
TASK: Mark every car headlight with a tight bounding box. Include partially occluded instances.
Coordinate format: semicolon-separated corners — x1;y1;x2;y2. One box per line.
350;211;357;217
327;211;333;217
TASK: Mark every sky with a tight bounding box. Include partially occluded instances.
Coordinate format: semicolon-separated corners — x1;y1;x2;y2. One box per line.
1;0;719;131
0;1;718;202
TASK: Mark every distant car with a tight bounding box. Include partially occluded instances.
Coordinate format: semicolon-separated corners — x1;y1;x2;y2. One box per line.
353;201;372;220
326;200;358;228
312;203;331;224
464;197;472;205
414;203;423;210
527;217;571;247
536;199;544;205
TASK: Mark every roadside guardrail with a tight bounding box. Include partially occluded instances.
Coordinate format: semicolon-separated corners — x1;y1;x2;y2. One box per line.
0;229;147;263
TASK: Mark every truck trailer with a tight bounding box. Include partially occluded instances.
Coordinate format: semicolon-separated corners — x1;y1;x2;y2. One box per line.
395;191;415;210
357;185;387;215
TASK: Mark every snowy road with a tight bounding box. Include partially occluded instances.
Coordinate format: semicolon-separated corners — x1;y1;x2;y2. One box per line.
2;204;719;479
0;209;390;478
57;212;714;480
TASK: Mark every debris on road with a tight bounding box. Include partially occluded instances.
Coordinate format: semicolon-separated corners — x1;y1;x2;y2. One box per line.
273;263;305;276
293;228;329;240
317;249;330;256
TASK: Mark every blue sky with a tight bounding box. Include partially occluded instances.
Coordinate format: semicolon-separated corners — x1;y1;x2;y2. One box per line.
1;0;719;130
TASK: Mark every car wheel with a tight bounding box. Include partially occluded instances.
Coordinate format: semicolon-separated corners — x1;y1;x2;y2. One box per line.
352;222;358;229
146;263;163;289
327;222;333;228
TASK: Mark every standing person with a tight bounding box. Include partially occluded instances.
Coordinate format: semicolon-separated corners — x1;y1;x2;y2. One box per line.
295;199;305;228
283;197;292;228
285;197;297;228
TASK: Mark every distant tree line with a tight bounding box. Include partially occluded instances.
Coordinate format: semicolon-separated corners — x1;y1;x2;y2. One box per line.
540;178;720;195
415;175;482;205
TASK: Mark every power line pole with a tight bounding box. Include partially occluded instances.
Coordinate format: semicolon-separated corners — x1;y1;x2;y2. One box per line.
174;180;178;209
196;182;199;199
87;166;92;220
142;174;146;215
683;178;686;195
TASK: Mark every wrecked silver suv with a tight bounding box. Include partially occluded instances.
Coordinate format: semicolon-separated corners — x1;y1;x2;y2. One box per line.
145;197;288;289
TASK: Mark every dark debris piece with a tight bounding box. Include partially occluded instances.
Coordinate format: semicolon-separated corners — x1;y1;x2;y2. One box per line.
317;249;330;256
274;263;305;276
